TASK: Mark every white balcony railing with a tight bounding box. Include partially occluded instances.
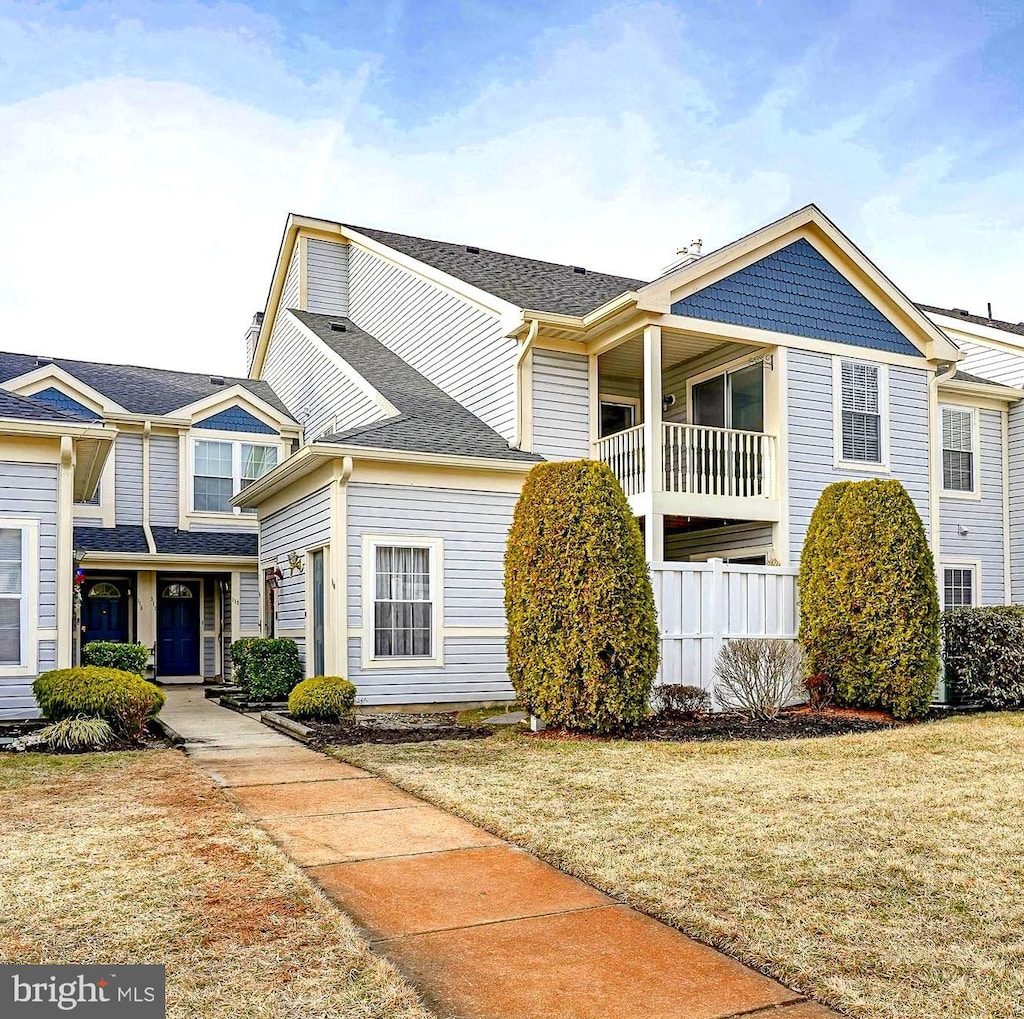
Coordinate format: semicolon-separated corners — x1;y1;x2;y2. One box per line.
594;422;776;499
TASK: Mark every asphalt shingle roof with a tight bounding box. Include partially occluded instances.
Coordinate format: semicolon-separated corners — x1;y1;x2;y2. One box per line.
74;525;258;557
952;369;1011;387
345;223;645;317
918;304;1024;339
291;311;541;462
0;389;89;423
0;351;294;419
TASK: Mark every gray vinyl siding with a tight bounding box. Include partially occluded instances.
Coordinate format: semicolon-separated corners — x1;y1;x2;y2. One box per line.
149;434;179;527
262;310;386;441
664;523;774;562
939;407;1006;605
787;350;931;563
0;462;59;719
346;483;517;705
957;339;1024;388
532;349;590;459
260;485;332;664
347;245;517;441
114;433;143;525
306;238;349;316
202;582;216;678
1010;402;1024;603
239;571;260;632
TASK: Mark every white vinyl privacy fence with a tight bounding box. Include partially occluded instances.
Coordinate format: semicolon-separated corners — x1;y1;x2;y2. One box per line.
650;558;799;697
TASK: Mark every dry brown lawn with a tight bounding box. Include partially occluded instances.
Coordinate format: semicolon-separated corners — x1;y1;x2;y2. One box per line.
334;713;1024;1019
0;749;432;1019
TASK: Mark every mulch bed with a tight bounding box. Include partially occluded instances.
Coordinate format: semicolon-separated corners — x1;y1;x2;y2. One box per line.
302;712;493;747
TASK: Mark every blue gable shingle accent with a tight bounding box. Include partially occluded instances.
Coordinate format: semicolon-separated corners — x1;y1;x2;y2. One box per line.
30;386;101;420
671;238;921;357
193;406;278;435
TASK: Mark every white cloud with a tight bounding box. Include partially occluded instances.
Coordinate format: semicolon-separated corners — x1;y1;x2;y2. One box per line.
0;1;1021;377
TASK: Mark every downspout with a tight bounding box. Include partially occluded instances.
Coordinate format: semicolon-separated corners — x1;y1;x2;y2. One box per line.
141;421;157;554
930;361;956;704
329;455;354;677
513;318;539;450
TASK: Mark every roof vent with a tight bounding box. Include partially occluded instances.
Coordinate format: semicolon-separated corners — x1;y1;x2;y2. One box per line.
660;237;704;276
329;322;347;332
465;245;480;254
572;266;587;275
209;375;225;386
951;308;969;317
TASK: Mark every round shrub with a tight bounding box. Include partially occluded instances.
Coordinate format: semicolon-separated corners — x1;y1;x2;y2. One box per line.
505;460;659;734
230;638;302;701
33;666;165;740
288;676;357;722
82;641;149;677
798;479;940;720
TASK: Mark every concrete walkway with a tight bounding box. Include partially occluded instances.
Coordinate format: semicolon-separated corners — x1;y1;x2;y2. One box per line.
162;687;839;1019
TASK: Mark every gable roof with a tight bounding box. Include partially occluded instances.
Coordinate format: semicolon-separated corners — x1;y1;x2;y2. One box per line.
671;238;921;357
291;311;540;462
0;351;294;419
918;304;1024;339
0;388;88;424
345;224;645;317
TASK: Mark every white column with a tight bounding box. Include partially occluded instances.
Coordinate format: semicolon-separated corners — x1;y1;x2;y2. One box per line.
642;325;663;562
56;436;75;668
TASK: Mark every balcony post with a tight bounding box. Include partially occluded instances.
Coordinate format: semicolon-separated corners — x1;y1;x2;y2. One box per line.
642;324;663;561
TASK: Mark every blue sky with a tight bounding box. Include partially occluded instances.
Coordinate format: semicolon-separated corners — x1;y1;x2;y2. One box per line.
1;0;1021;371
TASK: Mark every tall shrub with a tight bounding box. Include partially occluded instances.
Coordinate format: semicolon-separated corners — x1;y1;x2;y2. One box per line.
798;479;940;719
943;606;1024;708
230;637;302;701
504;460;659;733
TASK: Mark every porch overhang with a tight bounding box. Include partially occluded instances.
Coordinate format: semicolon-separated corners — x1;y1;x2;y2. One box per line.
628;492;781;522
77;552;257;570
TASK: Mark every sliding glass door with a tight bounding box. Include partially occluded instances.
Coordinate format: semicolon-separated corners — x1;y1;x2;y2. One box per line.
691;363;763;432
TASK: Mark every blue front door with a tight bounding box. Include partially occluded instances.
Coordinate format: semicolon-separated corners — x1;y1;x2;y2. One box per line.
157;581;200;677
82;579;129;646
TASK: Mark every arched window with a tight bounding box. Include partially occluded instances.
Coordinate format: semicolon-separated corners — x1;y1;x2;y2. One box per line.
162;583;193;599
88;582;121;599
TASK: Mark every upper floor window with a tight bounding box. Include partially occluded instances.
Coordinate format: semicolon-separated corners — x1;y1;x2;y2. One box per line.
193;439;278;514
838;360;884;465
941;406;976;494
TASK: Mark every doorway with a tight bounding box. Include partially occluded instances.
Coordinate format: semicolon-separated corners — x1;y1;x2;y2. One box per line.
691;362;764;432
157;580;201;677
81;578;130;646
310;549;325;677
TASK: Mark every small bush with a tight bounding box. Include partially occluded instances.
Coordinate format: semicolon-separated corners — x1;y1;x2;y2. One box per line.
943;606;1024;709
803;673;835;712
714;638;804;721
33;666;164;740
82;641;149;677
231;638;302;701
798;479;940;720
19;716;116;752
655;684;711;719
505;460;659;734
288;676;357;722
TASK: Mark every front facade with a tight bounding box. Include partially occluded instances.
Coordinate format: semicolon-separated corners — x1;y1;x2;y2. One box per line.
3;203;1023;716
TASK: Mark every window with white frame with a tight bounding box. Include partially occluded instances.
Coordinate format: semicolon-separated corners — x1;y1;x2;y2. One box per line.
0;526;26;667
193;439;278;513
840;360;882;463
941;407;975;493
943;566;975;609
371;542;436;659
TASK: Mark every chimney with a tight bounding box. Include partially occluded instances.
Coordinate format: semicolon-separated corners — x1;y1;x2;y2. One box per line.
244;311;264;369
660;237;704;276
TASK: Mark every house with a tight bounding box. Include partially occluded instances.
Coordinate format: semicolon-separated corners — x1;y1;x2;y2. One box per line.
0;353;300;717
2;202;1022;717
234;205;1024;708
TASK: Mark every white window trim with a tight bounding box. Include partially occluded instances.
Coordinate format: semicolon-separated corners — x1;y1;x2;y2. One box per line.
938;403;982;501
599;393;641;425
0;518;39;678
685;352;770;431
688;544;774;563
361;534;444;670
832;357;891;472
940;559;982;610
188;433;287;517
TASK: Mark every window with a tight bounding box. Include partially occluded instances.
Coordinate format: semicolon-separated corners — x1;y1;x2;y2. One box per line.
362;537;442;667
162;583;193;599
0;528;23;666
839;360;883;464
943;566;975;608
599;399;637;438
88;582;121;599
941;407;976;493
192;439;278;513
691;363;765;432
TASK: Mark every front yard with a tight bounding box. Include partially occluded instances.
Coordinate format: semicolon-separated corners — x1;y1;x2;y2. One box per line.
334;713;1024;1019
0;750;430;1019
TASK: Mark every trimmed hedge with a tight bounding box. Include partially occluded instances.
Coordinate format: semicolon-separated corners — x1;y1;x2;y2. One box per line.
288;676;357;721
943;606;1024;709
82;641;149;677
33;666;165;740
798;479;940;720
230;638;302;701
504;460;659;734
